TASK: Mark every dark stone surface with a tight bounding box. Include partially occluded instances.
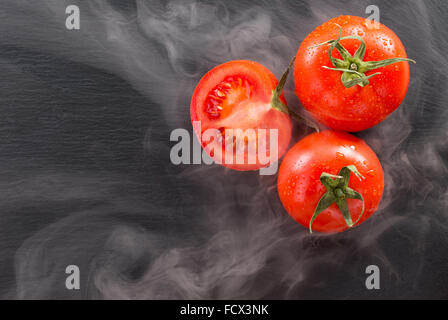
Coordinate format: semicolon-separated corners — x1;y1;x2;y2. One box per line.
0;0;447;299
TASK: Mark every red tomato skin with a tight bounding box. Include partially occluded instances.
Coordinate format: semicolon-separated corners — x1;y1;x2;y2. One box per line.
294;15;410;132
278;131;384;233
191;60;292;171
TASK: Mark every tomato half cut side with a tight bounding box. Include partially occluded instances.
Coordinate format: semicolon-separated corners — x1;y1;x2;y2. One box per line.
191;60;292;171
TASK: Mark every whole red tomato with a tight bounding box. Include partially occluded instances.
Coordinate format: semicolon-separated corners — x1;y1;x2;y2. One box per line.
278;131;384;233
294;15;415;132
191;60;292;171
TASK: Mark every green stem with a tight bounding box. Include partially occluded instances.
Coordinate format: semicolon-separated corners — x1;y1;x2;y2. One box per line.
309;165;365;233
310;24;416;88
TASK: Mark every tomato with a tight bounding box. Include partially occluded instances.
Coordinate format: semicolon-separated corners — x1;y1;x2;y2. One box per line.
294;15;414;132
191;60;292;171
278;130;384;233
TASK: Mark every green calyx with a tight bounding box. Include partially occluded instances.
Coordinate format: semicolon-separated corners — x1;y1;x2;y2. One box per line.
309;165;365;233
271;57;320;132
309;24;416;88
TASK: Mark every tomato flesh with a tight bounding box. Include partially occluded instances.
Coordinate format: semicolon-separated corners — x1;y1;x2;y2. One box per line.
204;76;253;119
278;131;384;233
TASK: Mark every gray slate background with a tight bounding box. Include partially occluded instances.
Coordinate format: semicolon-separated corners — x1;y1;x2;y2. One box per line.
0;0;447;299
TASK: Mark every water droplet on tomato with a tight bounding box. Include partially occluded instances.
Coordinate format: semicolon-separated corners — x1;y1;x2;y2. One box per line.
367;169;376;177
336;152;345;160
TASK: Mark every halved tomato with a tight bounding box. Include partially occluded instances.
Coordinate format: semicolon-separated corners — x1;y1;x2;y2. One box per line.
190;60;292;171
